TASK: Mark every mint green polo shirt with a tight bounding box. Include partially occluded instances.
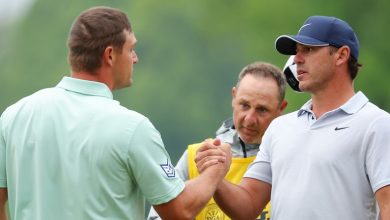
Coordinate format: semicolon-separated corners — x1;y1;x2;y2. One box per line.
0;77;184;220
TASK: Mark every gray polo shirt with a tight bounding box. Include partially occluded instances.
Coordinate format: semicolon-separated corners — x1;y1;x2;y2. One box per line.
245;91;390;220
0;77;184;220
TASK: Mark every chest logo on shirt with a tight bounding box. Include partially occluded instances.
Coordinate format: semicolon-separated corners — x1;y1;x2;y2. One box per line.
334;126;349;131
160;159;175;178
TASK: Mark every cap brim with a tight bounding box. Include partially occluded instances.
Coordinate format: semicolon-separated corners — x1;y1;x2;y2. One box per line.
275;35;329;55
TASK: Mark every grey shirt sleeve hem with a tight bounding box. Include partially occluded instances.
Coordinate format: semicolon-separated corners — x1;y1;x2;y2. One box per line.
243;161;272;185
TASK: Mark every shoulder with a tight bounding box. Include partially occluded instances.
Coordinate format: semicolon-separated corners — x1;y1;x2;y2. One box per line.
107;103;151;129
361;102;389;116
356;102;390;126
1;88;55;119
363;103;390;130
116;106;148;121
268;111;300;128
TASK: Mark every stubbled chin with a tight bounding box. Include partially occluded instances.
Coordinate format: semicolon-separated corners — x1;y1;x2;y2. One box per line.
240;134;260;145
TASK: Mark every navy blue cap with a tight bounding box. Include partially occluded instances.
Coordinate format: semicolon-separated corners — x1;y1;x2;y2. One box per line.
275;16;360;59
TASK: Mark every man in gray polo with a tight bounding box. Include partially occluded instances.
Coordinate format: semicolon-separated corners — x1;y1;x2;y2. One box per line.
196;15;390;219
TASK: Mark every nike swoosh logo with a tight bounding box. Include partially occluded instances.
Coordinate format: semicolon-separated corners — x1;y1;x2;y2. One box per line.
335;126;349;131
298;23;311;33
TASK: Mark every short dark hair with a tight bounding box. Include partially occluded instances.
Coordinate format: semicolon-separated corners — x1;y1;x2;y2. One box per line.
68;6;132;73
347;56;362;80
236;62;286;103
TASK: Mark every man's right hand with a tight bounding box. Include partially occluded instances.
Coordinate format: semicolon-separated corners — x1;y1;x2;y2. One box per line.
194;138;232;175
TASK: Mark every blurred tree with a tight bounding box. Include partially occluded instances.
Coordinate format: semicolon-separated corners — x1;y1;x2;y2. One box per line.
0;0;389;176
1;0;389;216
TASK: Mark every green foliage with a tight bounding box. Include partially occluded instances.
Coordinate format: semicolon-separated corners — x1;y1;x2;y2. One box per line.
1;0;389;163
1;0;389;216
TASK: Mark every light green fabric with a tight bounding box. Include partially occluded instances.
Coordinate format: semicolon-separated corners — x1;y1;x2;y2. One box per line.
0;77;184;220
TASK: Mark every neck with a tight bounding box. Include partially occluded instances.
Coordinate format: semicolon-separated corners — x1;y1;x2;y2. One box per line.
71;69;114;90
311;74;355;118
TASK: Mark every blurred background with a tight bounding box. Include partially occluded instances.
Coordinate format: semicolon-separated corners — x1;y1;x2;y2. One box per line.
1;0;389;212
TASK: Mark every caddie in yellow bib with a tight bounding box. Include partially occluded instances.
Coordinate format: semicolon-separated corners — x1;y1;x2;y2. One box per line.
188;143;271;220
147;63;287;220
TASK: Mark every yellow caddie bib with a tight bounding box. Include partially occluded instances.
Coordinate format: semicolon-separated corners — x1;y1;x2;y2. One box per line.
188;143;271;220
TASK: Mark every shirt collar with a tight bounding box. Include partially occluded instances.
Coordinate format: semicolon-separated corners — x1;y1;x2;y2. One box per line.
297;100;313;117
56;76;113;99
297;91;369;117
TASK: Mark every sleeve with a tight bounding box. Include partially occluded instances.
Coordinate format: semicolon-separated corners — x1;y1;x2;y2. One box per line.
127;119;185;205
0;114;7;188
243;125;272;184
365;116;390;192
146;150;189;220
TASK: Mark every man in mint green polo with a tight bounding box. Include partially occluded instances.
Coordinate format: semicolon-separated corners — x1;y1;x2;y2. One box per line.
0;6;231;220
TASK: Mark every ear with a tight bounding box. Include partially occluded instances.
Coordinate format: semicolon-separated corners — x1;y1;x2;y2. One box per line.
231;86;237;108
103;46;114;66
278;100;288;115
335;46;350;66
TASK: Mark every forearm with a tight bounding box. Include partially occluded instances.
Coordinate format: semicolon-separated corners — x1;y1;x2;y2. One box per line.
177;163;227;217
379;201;390;220
376;185;390;220
213;180;257;219
214;178;271;220
0;188;7;220
154;163;227;219
0;210;6;220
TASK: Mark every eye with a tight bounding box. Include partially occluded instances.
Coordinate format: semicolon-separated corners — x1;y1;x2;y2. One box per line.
256;107;268;114
297;46;314;54
240;103;250;110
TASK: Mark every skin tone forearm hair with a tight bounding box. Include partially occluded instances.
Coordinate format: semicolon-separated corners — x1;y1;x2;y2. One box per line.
213;178;271;220
376;185;390;219
153;139;232;220
0;188;7;220
196;141;271;220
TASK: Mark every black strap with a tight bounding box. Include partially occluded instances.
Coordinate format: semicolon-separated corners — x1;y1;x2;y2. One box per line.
238;137;247;158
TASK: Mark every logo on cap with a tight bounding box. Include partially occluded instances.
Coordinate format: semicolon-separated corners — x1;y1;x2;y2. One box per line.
298;23;311;33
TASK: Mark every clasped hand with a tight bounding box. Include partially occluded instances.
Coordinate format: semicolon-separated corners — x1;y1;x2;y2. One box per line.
194;138;232;174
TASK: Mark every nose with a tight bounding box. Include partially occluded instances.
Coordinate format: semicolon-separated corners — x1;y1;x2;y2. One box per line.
132;50;139;64
244;109;257;125
294;52;303;65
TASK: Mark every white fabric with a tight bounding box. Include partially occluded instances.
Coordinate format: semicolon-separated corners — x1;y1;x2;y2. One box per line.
245;91;390;220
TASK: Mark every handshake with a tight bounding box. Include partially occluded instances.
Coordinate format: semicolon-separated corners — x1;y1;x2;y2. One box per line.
195;139;232;179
